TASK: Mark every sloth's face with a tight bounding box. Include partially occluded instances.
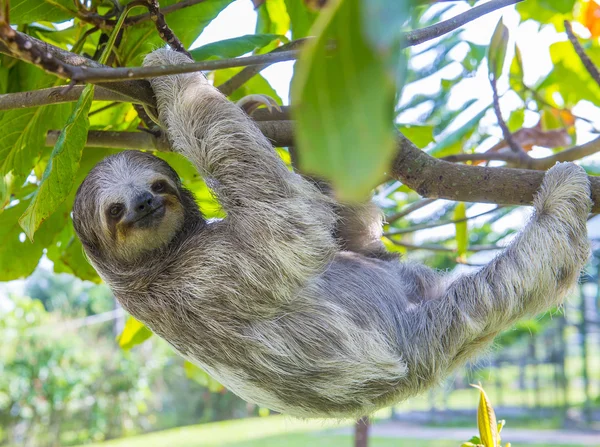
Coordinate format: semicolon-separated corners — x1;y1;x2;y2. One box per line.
74;151;186;263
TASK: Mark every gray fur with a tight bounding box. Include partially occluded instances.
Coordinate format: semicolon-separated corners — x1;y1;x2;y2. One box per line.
72;48;591;418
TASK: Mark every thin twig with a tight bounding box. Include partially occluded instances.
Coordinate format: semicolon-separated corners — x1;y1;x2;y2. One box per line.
89;102;119;116
404;0;523;47
386;198;437;223
217;39;309;96
79;0;209;29
442;135;600;170
385;206;503;236
564;20;600;87
443;151;519;164
144;0;191;58
386;239;500;252
490;76;527;155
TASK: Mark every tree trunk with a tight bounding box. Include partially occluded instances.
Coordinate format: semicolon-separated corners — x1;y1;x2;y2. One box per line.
354;416;370;447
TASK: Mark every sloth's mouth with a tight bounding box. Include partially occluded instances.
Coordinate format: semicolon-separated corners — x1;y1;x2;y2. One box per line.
132;205;165;228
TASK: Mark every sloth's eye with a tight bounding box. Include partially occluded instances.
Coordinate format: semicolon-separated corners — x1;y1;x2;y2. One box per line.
152;180;167;193
109;204;124;218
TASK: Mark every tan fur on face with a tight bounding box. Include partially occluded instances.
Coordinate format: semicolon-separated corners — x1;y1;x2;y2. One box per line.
73;151;194;264
113;195;184;261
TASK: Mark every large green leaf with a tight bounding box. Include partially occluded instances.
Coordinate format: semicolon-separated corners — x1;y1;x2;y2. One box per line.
190;34;286;61
0;200;68;280
284;0;318;39
214;67;282;103
0;104;70;211
292;0;403;201
255;0;291;54
19;85;94;240
428;107;489;157
119;0;234;64
9;0;75;24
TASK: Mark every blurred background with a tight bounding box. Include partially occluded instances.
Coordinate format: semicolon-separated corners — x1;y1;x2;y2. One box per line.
1;0;600;446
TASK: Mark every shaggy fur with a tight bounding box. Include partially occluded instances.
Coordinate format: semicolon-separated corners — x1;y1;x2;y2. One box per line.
72;48;591;418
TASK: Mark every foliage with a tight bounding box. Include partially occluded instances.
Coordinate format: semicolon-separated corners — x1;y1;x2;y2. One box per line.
0;296;154;446
461;385;510;447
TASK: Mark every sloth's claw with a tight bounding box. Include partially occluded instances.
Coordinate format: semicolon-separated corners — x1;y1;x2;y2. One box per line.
236;94;282;116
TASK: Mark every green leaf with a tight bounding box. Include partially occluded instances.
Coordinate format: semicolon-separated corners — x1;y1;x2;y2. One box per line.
118;317;153;350
190;34;287;61
184;361;224;392
0;104;69;211
507;109;525;132
19;84;94;240
0;200;68;280
488;18;509;81
516;0;573;30
454;202;468;259
292;0;402;201
397;125;434;149
256;0;291;53
119;0;233;65
472;384;499;447
284;0;318;39
429;107;489;157
509;45;524;90
361;0;411;51
47;225;101;283
9;0;75;24
214;68;282;104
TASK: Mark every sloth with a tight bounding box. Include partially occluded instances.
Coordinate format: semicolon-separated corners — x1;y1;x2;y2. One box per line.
73;48;591;418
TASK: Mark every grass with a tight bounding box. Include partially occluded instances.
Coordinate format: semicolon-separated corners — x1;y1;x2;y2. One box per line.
78;416;587;447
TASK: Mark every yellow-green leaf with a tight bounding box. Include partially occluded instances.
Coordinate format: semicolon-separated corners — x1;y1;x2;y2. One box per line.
19;84;94;240
454;202;468;259
184;361;224;392
472;384;499;447
118;317;153;350
488;19;509;80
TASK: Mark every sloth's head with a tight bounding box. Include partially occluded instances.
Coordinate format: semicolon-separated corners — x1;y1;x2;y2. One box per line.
73;151;199;264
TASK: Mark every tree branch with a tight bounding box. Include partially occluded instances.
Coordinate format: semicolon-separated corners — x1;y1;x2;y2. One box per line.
385;205;503;236
0;85;140;111
386;198;437;223
0;30;155;105
564;20;600;88
78;0;210;29
392;133;600;212
404;0;523;47
144;0;191;57
45;126;600;212
442;136;600;170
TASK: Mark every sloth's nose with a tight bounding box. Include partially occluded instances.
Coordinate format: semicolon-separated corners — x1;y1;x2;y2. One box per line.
133;191;154;213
